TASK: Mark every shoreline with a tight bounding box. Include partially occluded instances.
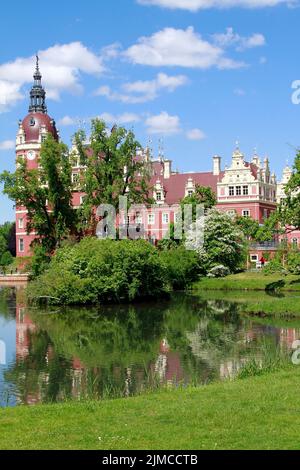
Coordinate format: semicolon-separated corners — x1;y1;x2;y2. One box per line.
1;367;299;450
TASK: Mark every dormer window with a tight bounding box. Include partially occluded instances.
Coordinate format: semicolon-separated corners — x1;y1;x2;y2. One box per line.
156;191;162;201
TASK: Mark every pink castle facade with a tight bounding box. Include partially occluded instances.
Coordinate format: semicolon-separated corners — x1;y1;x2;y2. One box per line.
15;62;299;262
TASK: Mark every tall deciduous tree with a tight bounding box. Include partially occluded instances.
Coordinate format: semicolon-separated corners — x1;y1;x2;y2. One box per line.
0;135;76;253
74;119;153;231
279;152;300;231
180;185;217;221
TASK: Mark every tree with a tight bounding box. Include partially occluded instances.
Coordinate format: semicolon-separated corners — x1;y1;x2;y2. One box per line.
236;213;279;243
180;185;217;221
0;135;77;254
186;209;247;273
74;119;153;232
0;222;15;259
279;151;300;231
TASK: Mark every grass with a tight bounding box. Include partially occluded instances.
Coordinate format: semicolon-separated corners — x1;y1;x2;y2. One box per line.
1;367;300;450
194;272;300;292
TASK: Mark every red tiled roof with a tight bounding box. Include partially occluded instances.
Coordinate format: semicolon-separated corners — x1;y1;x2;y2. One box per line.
151;172;224;205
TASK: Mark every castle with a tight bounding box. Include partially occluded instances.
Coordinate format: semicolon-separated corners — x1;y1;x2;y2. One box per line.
15;60;298;261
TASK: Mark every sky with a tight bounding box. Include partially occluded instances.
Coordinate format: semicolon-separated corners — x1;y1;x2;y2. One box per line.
1;0;300;223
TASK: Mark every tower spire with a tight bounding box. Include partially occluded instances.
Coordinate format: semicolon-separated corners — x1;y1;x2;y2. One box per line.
29;55;47;114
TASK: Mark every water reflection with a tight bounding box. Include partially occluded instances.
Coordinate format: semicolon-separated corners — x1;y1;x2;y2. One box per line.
0;287;300;407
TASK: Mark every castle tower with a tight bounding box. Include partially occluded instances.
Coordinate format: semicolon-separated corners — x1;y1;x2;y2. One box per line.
15;56;59;257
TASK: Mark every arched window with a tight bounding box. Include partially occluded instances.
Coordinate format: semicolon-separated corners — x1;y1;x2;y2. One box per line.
292;238;298;248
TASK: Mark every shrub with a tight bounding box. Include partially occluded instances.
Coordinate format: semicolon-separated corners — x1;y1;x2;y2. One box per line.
28;238;170;305
207;265;230;278
287;251;300;274
159;246;200;290
0;251;13;267
263;259;288;275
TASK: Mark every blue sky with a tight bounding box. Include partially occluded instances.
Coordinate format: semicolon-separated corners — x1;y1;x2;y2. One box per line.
0;0;300;223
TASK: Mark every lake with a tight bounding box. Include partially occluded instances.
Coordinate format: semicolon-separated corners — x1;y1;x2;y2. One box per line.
0;287;299;407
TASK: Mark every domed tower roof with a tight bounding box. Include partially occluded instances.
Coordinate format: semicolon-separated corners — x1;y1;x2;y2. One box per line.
22;56;58;143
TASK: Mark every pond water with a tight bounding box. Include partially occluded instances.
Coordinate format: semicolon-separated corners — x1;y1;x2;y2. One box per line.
0;287;299;407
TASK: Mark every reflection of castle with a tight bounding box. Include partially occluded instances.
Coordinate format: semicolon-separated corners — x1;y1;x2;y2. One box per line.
154;339;185;385
13;301;300;403
16;305;35;360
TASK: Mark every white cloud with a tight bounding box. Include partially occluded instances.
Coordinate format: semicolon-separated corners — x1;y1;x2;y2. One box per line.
0;42;104;113
58;116;78;126
145;112;181;135
95;73;188;104
137;0;297;11
213;28;265;51
0;81;23;113
98;112;141;124
124;27;245;69
0;140;15;151
186;128;206;140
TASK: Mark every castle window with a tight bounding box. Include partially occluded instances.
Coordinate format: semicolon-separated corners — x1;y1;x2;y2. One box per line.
135;212;142;225
243;210;250;218
148;214;155;225
19;238;24;253
156;191;162;201
188;190;194;197
293;238;298;248
243;186;249;196
162;213;169;225
72;173;80;185
229;186;234;196
236;186;242;196
18;218;24;230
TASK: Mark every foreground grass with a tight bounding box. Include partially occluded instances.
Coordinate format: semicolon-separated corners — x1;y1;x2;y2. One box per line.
1;368;300;450
195;272;300;292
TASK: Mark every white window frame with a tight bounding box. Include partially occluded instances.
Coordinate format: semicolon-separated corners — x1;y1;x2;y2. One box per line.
148;214;155;225
19;238;24;253
162;213;169;225
18;218;24;229
242;210;250;218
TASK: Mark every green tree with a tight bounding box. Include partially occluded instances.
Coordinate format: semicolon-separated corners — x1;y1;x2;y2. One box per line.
180;185;217;221
74;119;153;231
0;135;77;254
279;151;300;230
0;251;13;267
186;209;247;273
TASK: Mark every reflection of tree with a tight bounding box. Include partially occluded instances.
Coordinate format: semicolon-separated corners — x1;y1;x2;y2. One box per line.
2;290;294;404
0;287;16;319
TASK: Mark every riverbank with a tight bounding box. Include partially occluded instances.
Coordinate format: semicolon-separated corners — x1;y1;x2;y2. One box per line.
194;272;300;292
0;367;299;450
193;272;300;317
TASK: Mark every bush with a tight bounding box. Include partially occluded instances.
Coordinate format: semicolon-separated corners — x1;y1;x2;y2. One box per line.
0;251;13;267
287;251;300;274
28;238;170;305
159;246;200;290
207;265;230;278
263;259;286;274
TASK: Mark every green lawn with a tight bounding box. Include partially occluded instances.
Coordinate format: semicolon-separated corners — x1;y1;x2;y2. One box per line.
1;368;300;450
194;272;300;292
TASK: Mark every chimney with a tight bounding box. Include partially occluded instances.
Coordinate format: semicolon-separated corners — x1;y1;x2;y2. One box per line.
213;155;221;176
164;159;172;179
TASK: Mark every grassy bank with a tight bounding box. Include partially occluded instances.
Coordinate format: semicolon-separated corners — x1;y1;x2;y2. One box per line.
194;272;300;292
194;289;300;317
1;368;300;450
